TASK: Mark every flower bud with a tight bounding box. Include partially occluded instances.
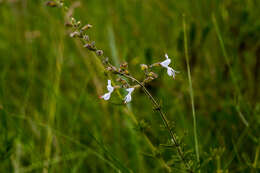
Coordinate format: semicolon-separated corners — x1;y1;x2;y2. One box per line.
76;21;81;27
83;43;96;51
71;17;76;24
96;50;103;56
81;24;93;31
116;78;127;84
83;35;89;41
148;72;158;79
106;66;113;71
102;57;109;64
140;64;148;70
124;70;129;75
120;62;128;69
70;31;80;38
90;41;95;47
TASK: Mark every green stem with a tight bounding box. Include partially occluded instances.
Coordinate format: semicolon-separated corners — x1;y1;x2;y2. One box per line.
117;72;193;173
182;15;200;166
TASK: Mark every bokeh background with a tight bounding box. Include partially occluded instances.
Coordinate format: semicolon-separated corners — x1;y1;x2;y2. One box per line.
0;0;259;172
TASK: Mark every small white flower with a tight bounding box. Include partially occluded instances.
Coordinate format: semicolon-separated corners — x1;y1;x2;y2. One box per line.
160;54;179;79
160;54;171;68
106;80;114;93
100;80;114;100
124;88;134;103
167;67;179;79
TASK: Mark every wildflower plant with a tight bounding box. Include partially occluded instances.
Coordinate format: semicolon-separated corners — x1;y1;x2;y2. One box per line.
46;0;196;172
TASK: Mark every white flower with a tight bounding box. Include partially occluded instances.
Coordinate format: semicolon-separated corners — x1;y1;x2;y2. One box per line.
124;88;134;103
100;80;114;100
160;54;179;79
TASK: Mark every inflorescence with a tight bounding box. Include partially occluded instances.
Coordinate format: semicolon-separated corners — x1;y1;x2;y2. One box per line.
46;1;194;172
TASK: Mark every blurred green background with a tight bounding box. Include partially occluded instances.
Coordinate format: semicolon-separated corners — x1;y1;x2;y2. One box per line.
0;0;259;172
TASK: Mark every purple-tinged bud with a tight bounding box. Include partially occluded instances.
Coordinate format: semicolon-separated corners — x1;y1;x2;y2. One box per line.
90;41;95;47
96;50;103;56
83;43;96;51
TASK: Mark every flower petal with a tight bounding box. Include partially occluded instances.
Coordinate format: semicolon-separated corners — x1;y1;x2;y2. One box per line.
126;88;134;93
160;58;171;68
124;94;132;103
167;67;179;79
124;88;134;103
107;80;111;86
107;80;114;93
101;92;111;100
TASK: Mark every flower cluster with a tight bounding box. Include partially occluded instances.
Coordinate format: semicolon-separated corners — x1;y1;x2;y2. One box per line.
100;80;135;103
100;54;179;104
57;6;179;104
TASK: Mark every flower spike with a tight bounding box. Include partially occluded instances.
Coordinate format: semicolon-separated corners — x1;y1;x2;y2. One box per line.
124;88;134;103
100;80;114;100
160;54;179;79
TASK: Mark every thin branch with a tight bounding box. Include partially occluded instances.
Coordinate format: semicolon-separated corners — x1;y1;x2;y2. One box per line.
116;71;193;173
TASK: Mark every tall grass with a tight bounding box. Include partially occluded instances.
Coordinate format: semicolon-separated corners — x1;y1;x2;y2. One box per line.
183;14;200;166
0;0;259;172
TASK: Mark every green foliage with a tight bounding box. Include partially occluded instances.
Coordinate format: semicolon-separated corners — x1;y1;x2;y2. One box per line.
0;0;259;172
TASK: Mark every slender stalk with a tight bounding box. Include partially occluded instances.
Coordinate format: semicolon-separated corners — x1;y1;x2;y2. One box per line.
212;14;249;127
182;15;200;166
116;72;193;173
